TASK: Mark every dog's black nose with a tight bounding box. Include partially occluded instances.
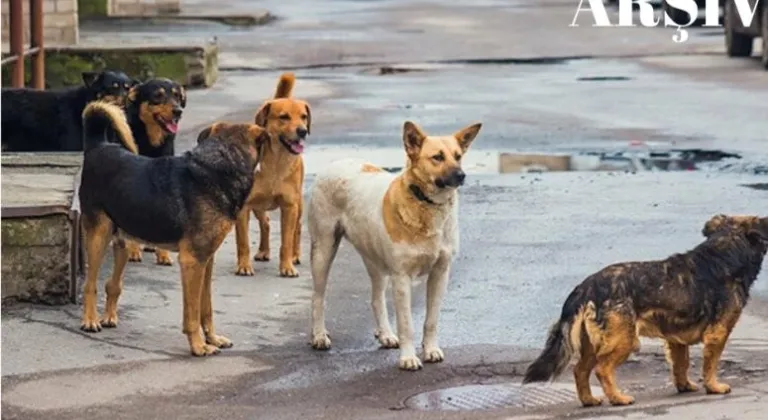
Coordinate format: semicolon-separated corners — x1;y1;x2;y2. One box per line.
172;107;183;118
296;127;308;139
451;169;466;186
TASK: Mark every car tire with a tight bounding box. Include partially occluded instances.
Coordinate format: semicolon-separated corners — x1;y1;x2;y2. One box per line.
762;6;768;69
662;1;692;26
725;0;754;57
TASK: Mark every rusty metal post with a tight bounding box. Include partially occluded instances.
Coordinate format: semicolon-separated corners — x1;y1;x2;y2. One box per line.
9;0;25;87
30;0;45;89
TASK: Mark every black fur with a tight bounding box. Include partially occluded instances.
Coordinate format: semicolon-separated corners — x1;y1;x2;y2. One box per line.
523;224;768;385
125;78;186;158
79;106;264;260
1;70;137;152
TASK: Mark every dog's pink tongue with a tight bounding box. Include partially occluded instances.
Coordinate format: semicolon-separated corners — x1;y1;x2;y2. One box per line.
291;141;305;154
164;121;179;134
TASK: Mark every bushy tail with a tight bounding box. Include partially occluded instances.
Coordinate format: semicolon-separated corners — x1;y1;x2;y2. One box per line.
522;291;593;384
82;101;138;154
274;72;295;98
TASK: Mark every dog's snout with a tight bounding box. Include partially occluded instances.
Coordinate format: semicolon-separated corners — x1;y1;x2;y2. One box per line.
296;127;308;139
451;169;466;186
172;107;183;118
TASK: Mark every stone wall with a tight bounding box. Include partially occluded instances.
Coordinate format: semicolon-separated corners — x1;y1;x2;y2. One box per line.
108;0;179;16
1;0;78;47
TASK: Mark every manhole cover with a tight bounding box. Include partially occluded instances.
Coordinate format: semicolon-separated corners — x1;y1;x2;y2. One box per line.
404;383;600;411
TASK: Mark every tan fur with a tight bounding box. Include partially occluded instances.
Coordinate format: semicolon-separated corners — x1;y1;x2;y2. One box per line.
82;101;138;154
307;120;482;371
201;72;310;277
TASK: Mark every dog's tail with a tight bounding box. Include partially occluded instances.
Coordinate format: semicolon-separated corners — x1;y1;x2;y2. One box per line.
82;101;138;154
522;287;595;384
274;72;295;99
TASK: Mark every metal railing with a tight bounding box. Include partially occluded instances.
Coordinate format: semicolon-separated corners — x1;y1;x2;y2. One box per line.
1;0;44;89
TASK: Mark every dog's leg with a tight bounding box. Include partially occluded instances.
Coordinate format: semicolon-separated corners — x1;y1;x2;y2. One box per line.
200;256;233;349
292;195;303;266
702;323;734;394
278;202;300;277
309;230;342;350
178;248;218;356
392;274;421;371
101;240;128;328
574;334;602;407
253;209;271;262
125;239;143;262
665;341;698;393
81;213;113;332
234;208;255;276
422;254;451;363
363;257;397;349
593;312;637;405
154;249;174;266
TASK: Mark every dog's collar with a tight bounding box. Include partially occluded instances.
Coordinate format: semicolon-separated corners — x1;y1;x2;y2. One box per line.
409;184;437;205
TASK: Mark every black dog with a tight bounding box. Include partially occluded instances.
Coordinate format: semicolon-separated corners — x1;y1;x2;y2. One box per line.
78;100;268;357
120;77;187;265
1;70;137;152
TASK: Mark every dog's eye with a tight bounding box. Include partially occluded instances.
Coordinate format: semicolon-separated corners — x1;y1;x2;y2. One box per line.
301;114;308;120
432;153;445;162
279;114;291;121
455;153;462;161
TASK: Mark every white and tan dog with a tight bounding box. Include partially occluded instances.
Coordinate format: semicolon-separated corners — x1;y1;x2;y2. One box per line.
307;120;482;370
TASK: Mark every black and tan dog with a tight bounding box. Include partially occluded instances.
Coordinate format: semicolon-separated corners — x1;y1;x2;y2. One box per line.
1;70;137;152
121;77;187;266
523;215;768;407
198;72;310;277
78;101;268;356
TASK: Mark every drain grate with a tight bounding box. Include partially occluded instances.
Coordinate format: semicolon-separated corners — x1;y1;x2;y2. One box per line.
404;383;600;411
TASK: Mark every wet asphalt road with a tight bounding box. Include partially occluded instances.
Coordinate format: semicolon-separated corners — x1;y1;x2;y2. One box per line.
4;0;768;419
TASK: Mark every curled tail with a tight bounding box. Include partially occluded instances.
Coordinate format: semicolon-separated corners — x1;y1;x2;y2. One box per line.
522;291;595;384
82;101;138;154
274;72;295;98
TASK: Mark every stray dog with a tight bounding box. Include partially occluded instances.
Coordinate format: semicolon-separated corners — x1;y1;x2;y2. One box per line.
1;70;137;152
200;72;309;277
307;121;482;370
121;78;187;266
522;215;768;407
78;101;267;356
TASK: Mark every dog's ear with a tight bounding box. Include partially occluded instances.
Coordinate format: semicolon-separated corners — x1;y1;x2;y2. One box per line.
453;122;482;153
746;228;768;246
403;121;427;159
178;85;187;108
254;101;271;127
304;102;312;135
82;71;99;88
197;124;215;144
702;214;728;238
126;85;139;105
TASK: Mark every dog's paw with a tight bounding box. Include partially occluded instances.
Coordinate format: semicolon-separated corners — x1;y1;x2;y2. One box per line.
608;394;635;406
206;334;233;349
254;250;271;262
580;396;603;407
80;317;103;333
235;262;255;276
422;346;444;363
279;264;299;278
155;252;173;266
190;343;221;357
375;330;399;349
676;380;699;393
127;249;143;262
705;382;731;395
100;313;118;328
311;331;332;350
398;355;423;371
